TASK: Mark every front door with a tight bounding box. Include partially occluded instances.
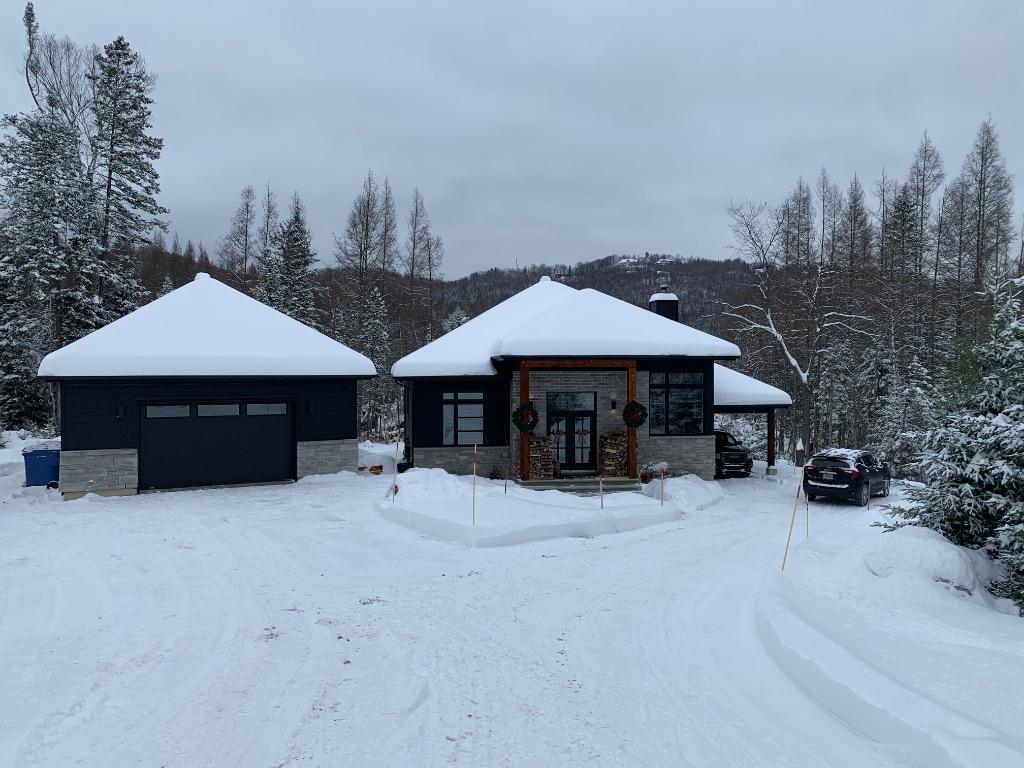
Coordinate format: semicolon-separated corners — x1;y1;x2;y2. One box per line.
547;392;597;473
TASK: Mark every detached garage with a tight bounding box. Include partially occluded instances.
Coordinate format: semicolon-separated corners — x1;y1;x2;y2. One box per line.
38;273;375;498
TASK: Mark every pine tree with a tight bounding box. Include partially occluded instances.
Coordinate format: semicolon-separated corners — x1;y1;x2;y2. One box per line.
90;36;166;249
873;355;935;478
354;286;396;438
159;274;174;295
89;36;166;320
275;193;319;327
888;277;1024;553
442;306;469;334
0;108;101;426
254;183;281;308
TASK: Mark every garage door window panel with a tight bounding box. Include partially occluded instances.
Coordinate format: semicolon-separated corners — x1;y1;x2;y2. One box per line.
198;403;240;417
146;404;190;418
247;403;287;416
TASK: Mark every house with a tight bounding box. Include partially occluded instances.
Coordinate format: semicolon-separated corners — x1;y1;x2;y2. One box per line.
37;273;375;498
392;277;791;481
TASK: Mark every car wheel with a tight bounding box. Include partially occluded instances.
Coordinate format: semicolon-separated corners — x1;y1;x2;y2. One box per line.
858;481;871;506
806;493;816;502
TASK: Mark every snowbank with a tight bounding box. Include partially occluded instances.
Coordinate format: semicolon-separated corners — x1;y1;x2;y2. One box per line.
642;474;725;512
755;521;1024;766
379;468;722;547
358;441;403;473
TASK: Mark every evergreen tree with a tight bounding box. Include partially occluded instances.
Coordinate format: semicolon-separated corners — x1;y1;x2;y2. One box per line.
89;36;166;320
275;193;319;326
354;286;395;437
90;36;166;249
442;306;469;334
873;355;935;478
159;274;174;295
888;277;1024;553
0;109;101;426
254;184;281;308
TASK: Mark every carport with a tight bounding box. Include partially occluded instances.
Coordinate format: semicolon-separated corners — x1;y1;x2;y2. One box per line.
712;364;793;475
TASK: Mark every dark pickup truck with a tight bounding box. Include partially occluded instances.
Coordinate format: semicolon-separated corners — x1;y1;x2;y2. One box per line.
803;449;890;506
715;430;753;478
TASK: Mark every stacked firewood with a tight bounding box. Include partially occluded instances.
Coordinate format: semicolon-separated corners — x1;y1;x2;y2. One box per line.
599;431;628;477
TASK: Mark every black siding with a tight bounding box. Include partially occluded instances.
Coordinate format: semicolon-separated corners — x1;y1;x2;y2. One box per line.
407;377;510;448
60;378;358;451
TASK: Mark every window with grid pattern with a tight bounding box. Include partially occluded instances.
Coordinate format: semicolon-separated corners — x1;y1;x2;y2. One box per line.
648;372;704;435
442;392;485;446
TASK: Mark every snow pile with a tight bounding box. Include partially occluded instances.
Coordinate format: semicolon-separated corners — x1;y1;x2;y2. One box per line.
755;517;1024;766
380;468;703;546
851;526;999;605
642;473;725;512
358;441;403;473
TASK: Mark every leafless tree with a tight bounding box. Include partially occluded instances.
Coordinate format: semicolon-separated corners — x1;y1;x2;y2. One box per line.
216;184;257;288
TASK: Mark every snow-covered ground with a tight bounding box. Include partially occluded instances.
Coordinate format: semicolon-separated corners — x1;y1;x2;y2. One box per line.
1;449;1022;767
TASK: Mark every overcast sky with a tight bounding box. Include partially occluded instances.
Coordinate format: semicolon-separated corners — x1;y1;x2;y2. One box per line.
2;1;1022;277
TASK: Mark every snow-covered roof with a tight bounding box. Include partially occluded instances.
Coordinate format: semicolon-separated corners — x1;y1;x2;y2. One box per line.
38;273;376;378
649;292;678;302
713;364;793;408
392;277;740;378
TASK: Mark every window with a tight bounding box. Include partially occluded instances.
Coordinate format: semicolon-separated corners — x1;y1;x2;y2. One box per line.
649;371;704;435
198;403;239;417
146;404;190;418
547;392;596;412
443;392;484;446
247;403;287;416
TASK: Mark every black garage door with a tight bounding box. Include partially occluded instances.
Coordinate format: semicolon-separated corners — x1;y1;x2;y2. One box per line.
139;400;295;490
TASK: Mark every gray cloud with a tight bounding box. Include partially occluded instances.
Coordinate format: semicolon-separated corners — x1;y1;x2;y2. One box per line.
1;0;1021;276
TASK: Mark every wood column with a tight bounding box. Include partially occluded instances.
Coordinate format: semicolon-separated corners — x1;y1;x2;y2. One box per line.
767;408;776;469
519;361;530;480
626;361;637;478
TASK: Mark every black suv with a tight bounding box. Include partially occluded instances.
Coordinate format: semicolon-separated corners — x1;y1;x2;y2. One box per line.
715;430;753;478
803;449;890;505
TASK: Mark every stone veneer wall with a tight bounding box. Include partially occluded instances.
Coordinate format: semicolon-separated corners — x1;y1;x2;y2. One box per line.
413;446;513;477
297;439;358;478
635;369;716;480
510;369;628;476
59;449;138;496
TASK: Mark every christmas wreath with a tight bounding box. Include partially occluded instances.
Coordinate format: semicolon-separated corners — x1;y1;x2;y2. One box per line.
622;400;648;429
512;402;539;433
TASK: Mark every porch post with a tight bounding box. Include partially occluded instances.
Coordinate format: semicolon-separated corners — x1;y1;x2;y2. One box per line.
626;361;637;478
519;360;530;481
766;407;777;476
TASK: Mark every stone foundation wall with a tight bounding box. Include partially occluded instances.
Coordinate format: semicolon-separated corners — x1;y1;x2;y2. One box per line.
639;435;716;480
413;446;513;477
59;449;138;496
297;439;358;478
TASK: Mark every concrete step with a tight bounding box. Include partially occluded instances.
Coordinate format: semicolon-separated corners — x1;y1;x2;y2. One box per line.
516;478;643;495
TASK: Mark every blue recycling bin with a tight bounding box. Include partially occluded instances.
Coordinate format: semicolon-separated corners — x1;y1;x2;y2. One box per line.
23;447;60;487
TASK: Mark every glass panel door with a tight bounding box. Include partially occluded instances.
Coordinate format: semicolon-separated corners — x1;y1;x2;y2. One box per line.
549;415;567;465
546;392;597;472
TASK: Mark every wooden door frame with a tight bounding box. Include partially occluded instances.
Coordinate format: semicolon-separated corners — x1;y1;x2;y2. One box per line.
518;359;636;480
